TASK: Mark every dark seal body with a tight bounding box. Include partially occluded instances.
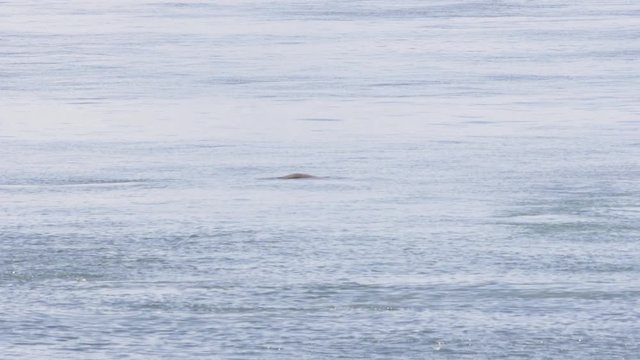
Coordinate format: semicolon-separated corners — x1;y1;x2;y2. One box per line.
276;173;317;179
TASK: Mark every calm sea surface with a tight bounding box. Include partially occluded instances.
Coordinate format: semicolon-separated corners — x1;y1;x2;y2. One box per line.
1;1;640;358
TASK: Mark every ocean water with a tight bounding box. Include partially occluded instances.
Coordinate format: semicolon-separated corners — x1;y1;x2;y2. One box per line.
1;1;640;358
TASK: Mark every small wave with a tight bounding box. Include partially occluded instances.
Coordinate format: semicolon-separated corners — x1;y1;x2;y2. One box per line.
0;179;154;188
297;118;343;122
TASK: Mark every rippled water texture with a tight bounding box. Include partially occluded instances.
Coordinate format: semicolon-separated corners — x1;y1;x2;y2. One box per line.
1;1;640;358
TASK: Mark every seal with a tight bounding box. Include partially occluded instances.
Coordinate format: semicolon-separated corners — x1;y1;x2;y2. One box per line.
276;173;317;180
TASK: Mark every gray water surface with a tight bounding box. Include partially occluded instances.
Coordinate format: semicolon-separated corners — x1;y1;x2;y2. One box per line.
1;1;640;358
